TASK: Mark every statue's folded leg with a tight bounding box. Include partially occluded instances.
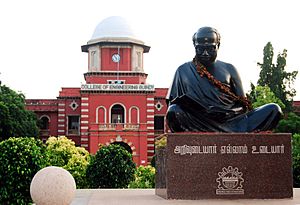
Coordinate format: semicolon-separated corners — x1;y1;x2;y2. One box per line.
227;103;282;132
167;103;282;133
166;104;227;132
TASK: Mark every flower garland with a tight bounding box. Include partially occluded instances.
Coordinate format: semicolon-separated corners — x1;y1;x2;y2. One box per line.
192;57;253;111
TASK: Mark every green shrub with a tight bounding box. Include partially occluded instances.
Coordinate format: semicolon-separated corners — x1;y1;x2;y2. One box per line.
275;112;300;135
155;134;167;150
129;165;155;188
0;137;47;204
86;144;135;188
292;133;300;187
46;136;90;188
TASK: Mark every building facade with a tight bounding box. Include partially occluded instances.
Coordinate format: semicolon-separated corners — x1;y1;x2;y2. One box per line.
26;16;168;166
25;16;300;166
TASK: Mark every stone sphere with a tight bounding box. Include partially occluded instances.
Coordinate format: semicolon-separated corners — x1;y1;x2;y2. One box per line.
30;166;76;205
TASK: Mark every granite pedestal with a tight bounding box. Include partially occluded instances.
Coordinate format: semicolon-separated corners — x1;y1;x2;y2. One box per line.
155;133;293;199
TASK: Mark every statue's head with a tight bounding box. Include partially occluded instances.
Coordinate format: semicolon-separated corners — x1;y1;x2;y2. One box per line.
193;27;221;65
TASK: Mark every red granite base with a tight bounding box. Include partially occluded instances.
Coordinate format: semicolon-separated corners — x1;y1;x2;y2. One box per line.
155;133;293;199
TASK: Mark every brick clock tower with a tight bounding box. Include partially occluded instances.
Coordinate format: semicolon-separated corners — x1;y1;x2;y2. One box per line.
26;16;168;166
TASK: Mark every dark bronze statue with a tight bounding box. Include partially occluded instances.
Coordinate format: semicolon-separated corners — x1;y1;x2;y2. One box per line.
166;27;282;132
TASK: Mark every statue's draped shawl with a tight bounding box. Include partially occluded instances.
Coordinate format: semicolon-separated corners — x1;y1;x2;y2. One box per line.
167;62;244;118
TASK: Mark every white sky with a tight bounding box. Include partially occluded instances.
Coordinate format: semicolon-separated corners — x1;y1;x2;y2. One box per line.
0;0;299;100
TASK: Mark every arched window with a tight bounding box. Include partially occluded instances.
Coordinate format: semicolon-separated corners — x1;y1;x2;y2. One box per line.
129;106;139;123
111;104;124;123
96;106;107;123
39;116;49;130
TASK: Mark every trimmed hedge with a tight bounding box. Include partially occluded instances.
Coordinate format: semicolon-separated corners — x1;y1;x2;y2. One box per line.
86;144;135;188
0;137;46;204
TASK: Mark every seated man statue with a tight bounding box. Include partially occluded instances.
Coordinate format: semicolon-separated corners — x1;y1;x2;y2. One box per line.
166;27;282;132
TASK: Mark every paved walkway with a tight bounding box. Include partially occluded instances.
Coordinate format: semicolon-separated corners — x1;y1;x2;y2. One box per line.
71;189;300;205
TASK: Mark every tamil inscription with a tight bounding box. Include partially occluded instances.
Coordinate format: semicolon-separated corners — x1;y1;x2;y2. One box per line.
155;133;293;199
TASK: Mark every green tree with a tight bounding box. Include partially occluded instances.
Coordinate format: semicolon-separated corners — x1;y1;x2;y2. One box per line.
275;112;300;135
257;42;298;112
249;85;285;110
0;137;47;204
86;144;136;188
0;84;39;140
46;136;90;188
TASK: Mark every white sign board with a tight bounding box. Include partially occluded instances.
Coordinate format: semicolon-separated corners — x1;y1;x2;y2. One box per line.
81;84;155;91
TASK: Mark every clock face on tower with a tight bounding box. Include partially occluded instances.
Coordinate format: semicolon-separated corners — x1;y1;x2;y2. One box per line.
112;53;121;63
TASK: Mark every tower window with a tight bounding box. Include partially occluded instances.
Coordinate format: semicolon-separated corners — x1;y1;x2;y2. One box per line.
137;51;142;68
91;50;98;68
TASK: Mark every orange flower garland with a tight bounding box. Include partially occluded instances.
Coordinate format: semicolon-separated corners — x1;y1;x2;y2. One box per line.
192;57;253;111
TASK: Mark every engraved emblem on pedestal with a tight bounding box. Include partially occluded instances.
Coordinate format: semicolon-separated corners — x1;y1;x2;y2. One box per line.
216;166;244;195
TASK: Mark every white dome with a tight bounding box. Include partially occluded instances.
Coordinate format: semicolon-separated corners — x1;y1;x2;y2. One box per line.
88;16;143;44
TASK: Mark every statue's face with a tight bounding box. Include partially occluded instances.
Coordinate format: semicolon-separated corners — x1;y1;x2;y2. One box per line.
194;32;219;65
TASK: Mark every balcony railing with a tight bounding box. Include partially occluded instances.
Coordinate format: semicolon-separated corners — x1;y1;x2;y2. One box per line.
92;123;145;131
98;123;116;130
